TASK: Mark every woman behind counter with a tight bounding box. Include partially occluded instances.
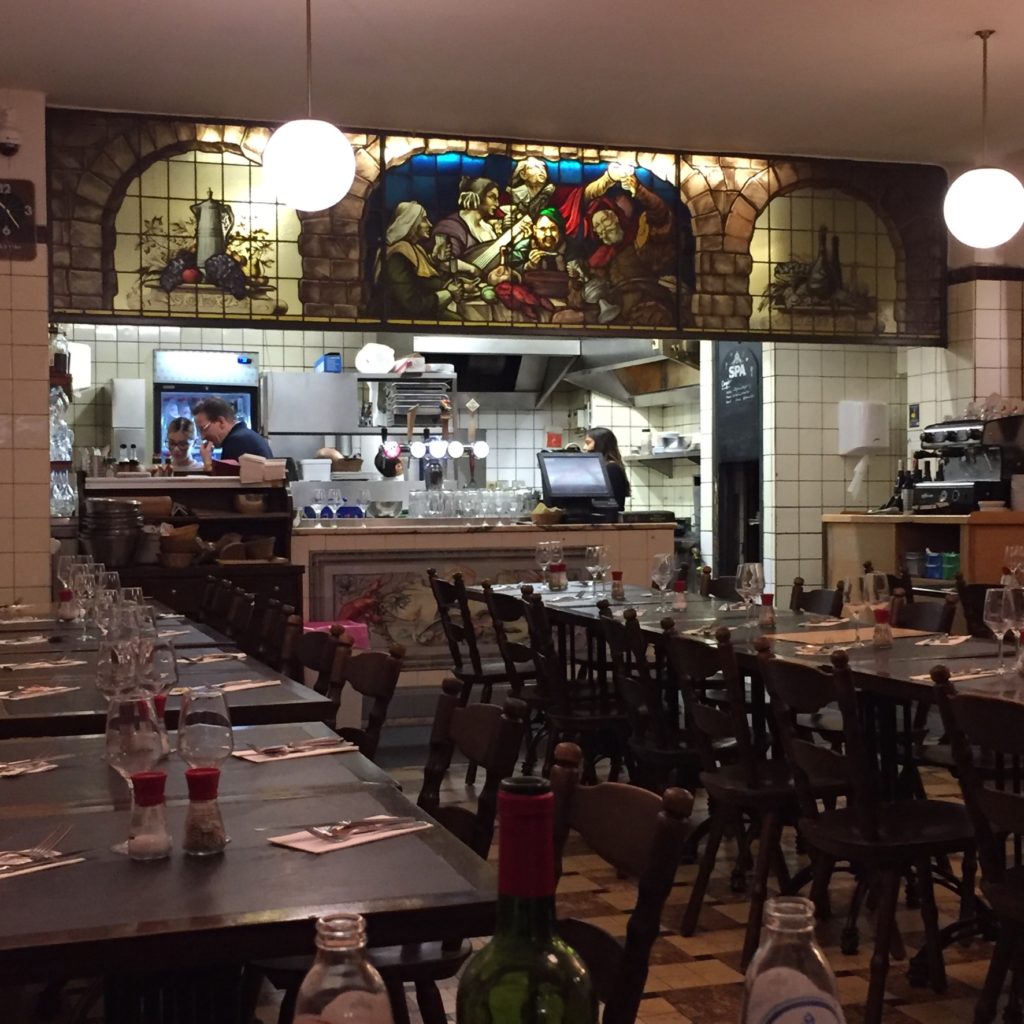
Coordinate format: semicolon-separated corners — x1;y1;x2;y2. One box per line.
166;416;204;472
585;426;631;510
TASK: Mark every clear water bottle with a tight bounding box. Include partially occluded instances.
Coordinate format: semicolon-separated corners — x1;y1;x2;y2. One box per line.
293;913;393;1023
741;897;845;1024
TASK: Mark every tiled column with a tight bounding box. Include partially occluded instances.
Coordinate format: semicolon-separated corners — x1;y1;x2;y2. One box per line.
0;89;49;605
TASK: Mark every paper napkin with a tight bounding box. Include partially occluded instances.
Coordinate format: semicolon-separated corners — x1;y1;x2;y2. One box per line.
0;635;51;646
170;678;280;696
910;667;999;682
915;635;971;647
0;856;85;881
0;685;80;700
0;659;86;672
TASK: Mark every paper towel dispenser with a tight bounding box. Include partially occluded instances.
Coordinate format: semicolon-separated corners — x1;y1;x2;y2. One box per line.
837;400;889;457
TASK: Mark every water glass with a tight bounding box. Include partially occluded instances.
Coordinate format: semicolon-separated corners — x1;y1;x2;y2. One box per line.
651;553;675;613
1005;587;1024;672
584;545;607;595
842;576;870;646
105;692;162;854
178;688;234;767
863;572;891;616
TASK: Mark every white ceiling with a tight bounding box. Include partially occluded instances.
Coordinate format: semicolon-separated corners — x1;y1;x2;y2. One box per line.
5;0;1024;167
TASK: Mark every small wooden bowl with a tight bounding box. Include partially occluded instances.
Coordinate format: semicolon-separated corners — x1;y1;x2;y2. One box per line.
160;552;194;569
530;510;565;527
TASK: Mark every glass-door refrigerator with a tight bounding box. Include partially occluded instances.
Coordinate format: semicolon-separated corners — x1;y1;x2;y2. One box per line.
152;350;260;463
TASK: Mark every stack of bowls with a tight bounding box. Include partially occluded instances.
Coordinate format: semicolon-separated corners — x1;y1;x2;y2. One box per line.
79;498;143;566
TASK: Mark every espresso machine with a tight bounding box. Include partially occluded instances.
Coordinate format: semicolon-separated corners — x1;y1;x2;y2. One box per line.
913;417;1018;512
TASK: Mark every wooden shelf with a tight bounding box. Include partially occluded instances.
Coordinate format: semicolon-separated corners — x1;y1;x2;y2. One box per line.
141;512;292;524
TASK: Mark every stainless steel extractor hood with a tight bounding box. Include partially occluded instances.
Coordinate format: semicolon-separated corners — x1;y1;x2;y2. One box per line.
413;335;699;409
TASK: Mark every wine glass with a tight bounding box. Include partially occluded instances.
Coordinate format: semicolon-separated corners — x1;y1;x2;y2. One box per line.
70;562;101;640
842;577;870;646
651;553;675;614
534;541;552;583
105;692;162;853
984;587;1011;674
547;539;563;567
863;572;891;619
737;563;765;629
356;489;372;524
595;549;613;599
1005;588;1024;673
178;687;234;767
584;545;606;596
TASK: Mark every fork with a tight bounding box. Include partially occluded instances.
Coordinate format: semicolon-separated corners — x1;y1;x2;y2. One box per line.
0;824;72;866
252;738;347;756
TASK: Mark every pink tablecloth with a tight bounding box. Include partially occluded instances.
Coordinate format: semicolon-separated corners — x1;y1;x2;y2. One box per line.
304;620;371;650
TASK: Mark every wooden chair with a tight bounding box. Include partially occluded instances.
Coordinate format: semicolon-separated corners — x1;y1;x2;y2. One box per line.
954;572;994;638
891;590;958;633
197;575;221;624
250;678;527;1024
600;609;702;794
789;576;843;617
550;741;693;1024
204;577;235;633
666;626;845;967
259;605;299;673
759;644;975;1024
238;593;275;658
697;566;739;601
522;592;629;782
480;581;547;773
932;670;1024;1024
224;588;255;643
332;643;404;760
287;626;353;697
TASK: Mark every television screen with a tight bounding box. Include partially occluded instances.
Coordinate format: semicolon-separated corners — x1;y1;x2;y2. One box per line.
154;388;255;461
538;452;614;502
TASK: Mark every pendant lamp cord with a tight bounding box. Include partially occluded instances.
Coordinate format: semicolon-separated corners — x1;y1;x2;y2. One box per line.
977;29;994;163
305;0;313;119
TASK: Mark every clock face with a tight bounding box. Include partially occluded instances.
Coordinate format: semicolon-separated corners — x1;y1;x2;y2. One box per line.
0;179;37;260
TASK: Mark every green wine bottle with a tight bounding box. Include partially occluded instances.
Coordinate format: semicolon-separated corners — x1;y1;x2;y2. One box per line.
456;776;596;1024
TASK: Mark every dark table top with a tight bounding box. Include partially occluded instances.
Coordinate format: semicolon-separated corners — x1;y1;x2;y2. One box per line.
0;654;333;738
0;619;232;655
0;722;394;819
0;783;496;983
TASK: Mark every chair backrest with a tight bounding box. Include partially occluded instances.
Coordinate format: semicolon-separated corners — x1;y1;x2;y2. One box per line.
891;590;958;633
239;595;276;658
198;575;221;623
551;741;692;1024
481;581;534;696
698;566;739;601
600;608;668;749
757;642;874;830
416;677;527;858
427;568;485;677
521;592;571;708
863;561;914;604
932;666;1024;882
954;573;991;638
225;588;255;642
259;603;297;671
205;578;235;632
661;623;757;780
789;577;843;617
334;642;404;760
289;627;355;697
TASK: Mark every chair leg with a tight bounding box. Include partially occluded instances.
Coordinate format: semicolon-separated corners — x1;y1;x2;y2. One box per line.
414;979;449;1024
385;976;412;1024
959;847;978;942
742;812;782;969
682;810;726;936
277;984;299;1024
974;922;1018;1024
914;857;947;994
864;866;901;1024
841;871;869;955
809;854;835;920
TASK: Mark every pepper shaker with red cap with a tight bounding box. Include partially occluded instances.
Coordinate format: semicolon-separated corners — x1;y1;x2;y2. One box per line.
183;767;227;856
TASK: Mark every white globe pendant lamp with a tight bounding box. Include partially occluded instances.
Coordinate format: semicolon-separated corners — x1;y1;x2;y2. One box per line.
262;0;355;212
943;30;1024;249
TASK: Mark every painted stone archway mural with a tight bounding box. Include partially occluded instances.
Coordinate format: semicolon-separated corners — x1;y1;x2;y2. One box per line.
47;110;947;344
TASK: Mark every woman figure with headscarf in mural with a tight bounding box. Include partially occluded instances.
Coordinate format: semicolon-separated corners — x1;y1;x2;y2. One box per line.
374;201;464;320
572;170;677;327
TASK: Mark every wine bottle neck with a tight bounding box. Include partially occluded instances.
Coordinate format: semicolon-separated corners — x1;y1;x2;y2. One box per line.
495;894;558;942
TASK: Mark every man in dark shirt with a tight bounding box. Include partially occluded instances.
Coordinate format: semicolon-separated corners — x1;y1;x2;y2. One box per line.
193;396;273;469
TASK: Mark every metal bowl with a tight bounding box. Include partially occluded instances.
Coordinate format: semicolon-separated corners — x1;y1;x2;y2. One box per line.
367;500;403;518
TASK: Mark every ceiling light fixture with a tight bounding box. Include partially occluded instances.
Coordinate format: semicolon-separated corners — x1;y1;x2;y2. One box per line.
943;30;1024;249
262;0;355;212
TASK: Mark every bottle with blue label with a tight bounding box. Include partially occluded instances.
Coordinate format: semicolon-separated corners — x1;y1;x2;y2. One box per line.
741;897;845;1024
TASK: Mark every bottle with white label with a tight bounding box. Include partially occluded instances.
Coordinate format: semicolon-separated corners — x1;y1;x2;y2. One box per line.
741;897;845;1024
293;913;393;1024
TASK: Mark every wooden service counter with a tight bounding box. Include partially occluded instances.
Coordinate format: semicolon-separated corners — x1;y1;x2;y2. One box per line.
293;519;674;671
822;510;1024;588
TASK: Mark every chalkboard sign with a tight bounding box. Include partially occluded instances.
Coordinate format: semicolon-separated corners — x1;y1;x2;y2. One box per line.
714;341;762;463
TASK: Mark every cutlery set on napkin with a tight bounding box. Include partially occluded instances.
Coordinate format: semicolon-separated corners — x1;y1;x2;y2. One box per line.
0;684;80;701
269;815;431;855
915;635;971;647
170;678;281;696
178;652;248;666
233;737;357;763
909;666;1001;682
0;657;86;672
0;826;82;880
0;635;55;647
0;754;70;778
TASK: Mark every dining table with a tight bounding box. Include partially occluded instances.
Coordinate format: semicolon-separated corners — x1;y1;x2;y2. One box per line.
0;646;334;738
0;617;233;654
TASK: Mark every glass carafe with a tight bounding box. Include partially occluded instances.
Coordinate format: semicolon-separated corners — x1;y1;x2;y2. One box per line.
294;913;393;1023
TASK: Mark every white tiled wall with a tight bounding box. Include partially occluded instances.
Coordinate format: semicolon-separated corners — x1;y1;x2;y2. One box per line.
762;342;905;604
0;90;50;606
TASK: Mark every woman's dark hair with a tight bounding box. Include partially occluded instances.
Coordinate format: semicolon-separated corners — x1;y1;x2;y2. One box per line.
167;417;194;437
586;426;623;464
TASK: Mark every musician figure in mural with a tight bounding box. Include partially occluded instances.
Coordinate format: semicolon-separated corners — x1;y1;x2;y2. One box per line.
373;201;464;320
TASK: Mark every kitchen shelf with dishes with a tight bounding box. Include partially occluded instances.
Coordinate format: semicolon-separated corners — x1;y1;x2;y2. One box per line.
623;446;701;478
78;476;302;615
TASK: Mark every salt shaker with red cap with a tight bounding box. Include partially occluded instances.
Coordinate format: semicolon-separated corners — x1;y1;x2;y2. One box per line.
127;770;171;861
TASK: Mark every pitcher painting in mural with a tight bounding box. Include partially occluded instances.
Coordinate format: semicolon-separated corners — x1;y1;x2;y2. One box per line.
371;150;694;329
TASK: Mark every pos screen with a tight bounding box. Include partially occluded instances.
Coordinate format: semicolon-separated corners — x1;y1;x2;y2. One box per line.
538;452;614;503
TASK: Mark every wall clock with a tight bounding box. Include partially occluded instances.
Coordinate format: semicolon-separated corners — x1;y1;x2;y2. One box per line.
0;179;37;260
